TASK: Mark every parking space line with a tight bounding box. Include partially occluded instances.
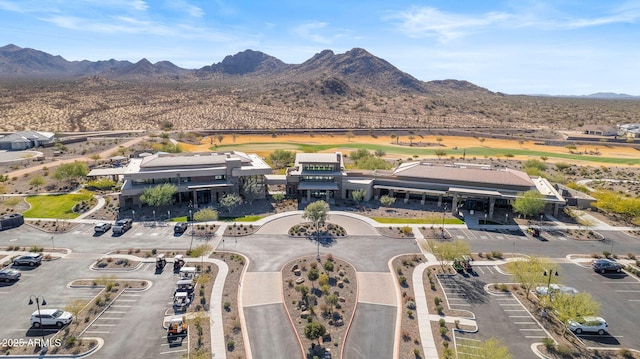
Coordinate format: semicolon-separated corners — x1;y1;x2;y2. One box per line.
97;317;122;320
526;336;548;339
504;309;526;312
160;349;187;355
84;331;110;334
92;324;117;327
519;328;544;331
110;305;132;308
614;290;640;293
120;293;142;297
509;315;530;318
603;281;640;284
629;299;640;302
115;299;138;302
514;322;537;324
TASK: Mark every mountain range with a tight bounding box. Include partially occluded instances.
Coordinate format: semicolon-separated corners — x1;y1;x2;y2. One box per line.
0;43;492;96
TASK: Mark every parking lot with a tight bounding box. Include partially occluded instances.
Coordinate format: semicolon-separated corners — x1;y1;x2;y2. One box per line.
0;246;188;359
437;265;550;358
560;262;640;350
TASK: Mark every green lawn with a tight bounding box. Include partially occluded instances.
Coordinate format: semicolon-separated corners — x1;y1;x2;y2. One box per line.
371;217;465;224
24;192;94;219
214;142;640;165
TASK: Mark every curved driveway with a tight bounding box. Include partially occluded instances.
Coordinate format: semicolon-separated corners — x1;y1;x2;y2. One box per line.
234;213;414;359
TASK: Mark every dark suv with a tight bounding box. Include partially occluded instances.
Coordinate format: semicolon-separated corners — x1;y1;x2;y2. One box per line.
174;222;188;234
112;218;133;235
591;259;622;274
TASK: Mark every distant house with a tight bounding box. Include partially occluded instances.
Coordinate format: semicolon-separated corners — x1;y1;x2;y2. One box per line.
580;125;617;136
617;123;640;138
0;131;55;150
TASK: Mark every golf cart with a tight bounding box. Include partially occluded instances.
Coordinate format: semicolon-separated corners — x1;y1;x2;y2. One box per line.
166;316;188;337
173;255;185;273
179;266;197;279
173;291;192;310
527;226;541;237
453;256;473;273
175;279;194;295
155;253;166;272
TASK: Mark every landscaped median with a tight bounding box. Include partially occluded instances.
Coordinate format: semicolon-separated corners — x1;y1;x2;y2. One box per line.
282;254;357;358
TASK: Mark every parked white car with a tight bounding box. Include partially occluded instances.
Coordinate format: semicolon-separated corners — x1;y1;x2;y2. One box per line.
567;316;608;335
30;309;73;328
94;222;111;233
535;284;579;296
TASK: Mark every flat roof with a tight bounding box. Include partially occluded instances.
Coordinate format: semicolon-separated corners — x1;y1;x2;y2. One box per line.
140;151;251;169
295;153;341;164
393;162;534;188
87;168;126;177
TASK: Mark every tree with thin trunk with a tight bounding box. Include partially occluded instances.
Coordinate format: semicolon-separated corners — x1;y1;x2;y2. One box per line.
53;161;89;185
506;256;556;300
302;200;330;239
217;134;224;144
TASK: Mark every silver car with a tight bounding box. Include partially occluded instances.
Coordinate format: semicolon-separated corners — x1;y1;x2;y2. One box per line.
13;253;42;267
0;268;21;282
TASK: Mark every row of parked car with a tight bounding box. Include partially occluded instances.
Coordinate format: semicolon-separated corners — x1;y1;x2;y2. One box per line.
0;253;44;283
94;219;190;236
94;218;133;235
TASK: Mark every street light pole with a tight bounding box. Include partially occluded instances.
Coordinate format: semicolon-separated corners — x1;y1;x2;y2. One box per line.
28;295;47;350
441;204;448;239
543;269;559;301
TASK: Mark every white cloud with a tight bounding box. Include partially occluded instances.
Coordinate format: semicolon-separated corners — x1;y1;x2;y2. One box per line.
387;3;640;42
387;7;511;42
165;0;204;18
293;21;332;44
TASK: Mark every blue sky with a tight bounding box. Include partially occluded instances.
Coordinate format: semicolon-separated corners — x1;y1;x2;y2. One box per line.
1;0;639;95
